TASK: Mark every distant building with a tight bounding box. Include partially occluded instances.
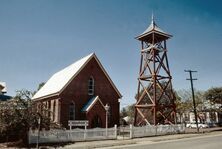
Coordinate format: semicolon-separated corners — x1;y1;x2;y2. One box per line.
186;111;221;126
177;100;222;126
0;82;12;101
0;82;7;94
32;53;122;128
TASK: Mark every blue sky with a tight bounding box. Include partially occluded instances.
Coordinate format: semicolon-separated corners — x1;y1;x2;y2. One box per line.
1;0;222;107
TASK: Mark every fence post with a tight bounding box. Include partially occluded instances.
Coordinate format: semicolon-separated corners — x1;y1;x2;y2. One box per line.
155;125;157;136
183;123;186;133
130;124;133;139
84;125;87;141
67;130;70;141
114;125;117;139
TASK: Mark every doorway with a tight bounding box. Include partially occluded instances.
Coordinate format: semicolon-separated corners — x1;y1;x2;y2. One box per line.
92;115;102;128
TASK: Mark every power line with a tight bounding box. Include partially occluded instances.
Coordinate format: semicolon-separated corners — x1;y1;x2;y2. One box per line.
185;70;199;133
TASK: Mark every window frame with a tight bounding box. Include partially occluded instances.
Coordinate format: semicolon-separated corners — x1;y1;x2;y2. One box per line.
88;76;95;95
69;102;75;120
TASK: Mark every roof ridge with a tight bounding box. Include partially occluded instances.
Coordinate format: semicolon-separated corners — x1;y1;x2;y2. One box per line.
32;53;94;100
53;53;94;76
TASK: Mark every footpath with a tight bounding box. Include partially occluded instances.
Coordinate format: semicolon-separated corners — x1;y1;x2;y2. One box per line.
60;127;222;149
1;128;221;148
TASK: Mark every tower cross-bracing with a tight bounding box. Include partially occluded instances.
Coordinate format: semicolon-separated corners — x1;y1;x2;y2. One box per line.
134;16;176;126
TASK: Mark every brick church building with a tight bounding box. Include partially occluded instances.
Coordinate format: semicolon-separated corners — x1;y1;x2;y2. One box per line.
32;53;122;128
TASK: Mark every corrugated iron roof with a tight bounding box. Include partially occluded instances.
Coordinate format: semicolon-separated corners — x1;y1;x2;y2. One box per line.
136;15;172;40
0;94;12;101
32;53;122;100
81;96;105;113
82;96;96;112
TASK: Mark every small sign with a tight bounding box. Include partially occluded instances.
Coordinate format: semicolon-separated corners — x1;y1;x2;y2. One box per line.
68;120;89;127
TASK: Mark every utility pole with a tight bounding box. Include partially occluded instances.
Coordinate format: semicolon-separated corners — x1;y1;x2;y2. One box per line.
185;70;199;133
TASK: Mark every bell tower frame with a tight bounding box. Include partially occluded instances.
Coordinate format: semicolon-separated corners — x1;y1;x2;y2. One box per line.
134;16;176;126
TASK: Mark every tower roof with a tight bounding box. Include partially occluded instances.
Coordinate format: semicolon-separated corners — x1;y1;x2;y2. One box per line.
136;15;172;41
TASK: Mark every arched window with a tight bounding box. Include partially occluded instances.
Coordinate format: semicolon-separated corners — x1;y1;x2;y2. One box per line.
88;76;94;95
69;102;75;120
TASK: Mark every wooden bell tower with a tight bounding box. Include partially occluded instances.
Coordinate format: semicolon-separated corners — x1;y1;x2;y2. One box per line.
134;15;176;126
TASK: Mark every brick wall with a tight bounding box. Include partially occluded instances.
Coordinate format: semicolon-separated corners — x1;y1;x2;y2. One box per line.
35;57;121;129
60;57;120;128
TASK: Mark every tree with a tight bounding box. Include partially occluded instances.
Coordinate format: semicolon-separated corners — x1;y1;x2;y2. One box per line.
126;104;135;119
204;87;222;111
177;89;204;111
176;89;205;123
205;87;222;104
33;82;45;95
120;107;127;119
0;89;50;144
37;82;45;91
176;90;192;123
120;104;135;124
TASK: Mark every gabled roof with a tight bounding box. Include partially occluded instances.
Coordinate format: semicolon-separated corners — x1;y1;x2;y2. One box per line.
32;53;122;100
81;96;105;113
0;94;12;101
136;15;172;41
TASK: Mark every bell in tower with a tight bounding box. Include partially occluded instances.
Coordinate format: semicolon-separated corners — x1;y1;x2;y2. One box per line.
134;15;176;126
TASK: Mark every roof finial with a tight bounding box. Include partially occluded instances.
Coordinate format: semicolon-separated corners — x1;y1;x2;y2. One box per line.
151;12;155;25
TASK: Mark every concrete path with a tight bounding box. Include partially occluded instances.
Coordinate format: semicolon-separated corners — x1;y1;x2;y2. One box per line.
1;127;221;148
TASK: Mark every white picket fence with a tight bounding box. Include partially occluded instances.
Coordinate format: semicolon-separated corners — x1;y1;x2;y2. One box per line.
29;125;117;144
130;124;185;138
29;124;185;144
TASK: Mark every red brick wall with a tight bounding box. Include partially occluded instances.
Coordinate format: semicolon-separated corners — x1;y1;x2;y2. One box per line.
59;57;120;128
86;101;106;128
